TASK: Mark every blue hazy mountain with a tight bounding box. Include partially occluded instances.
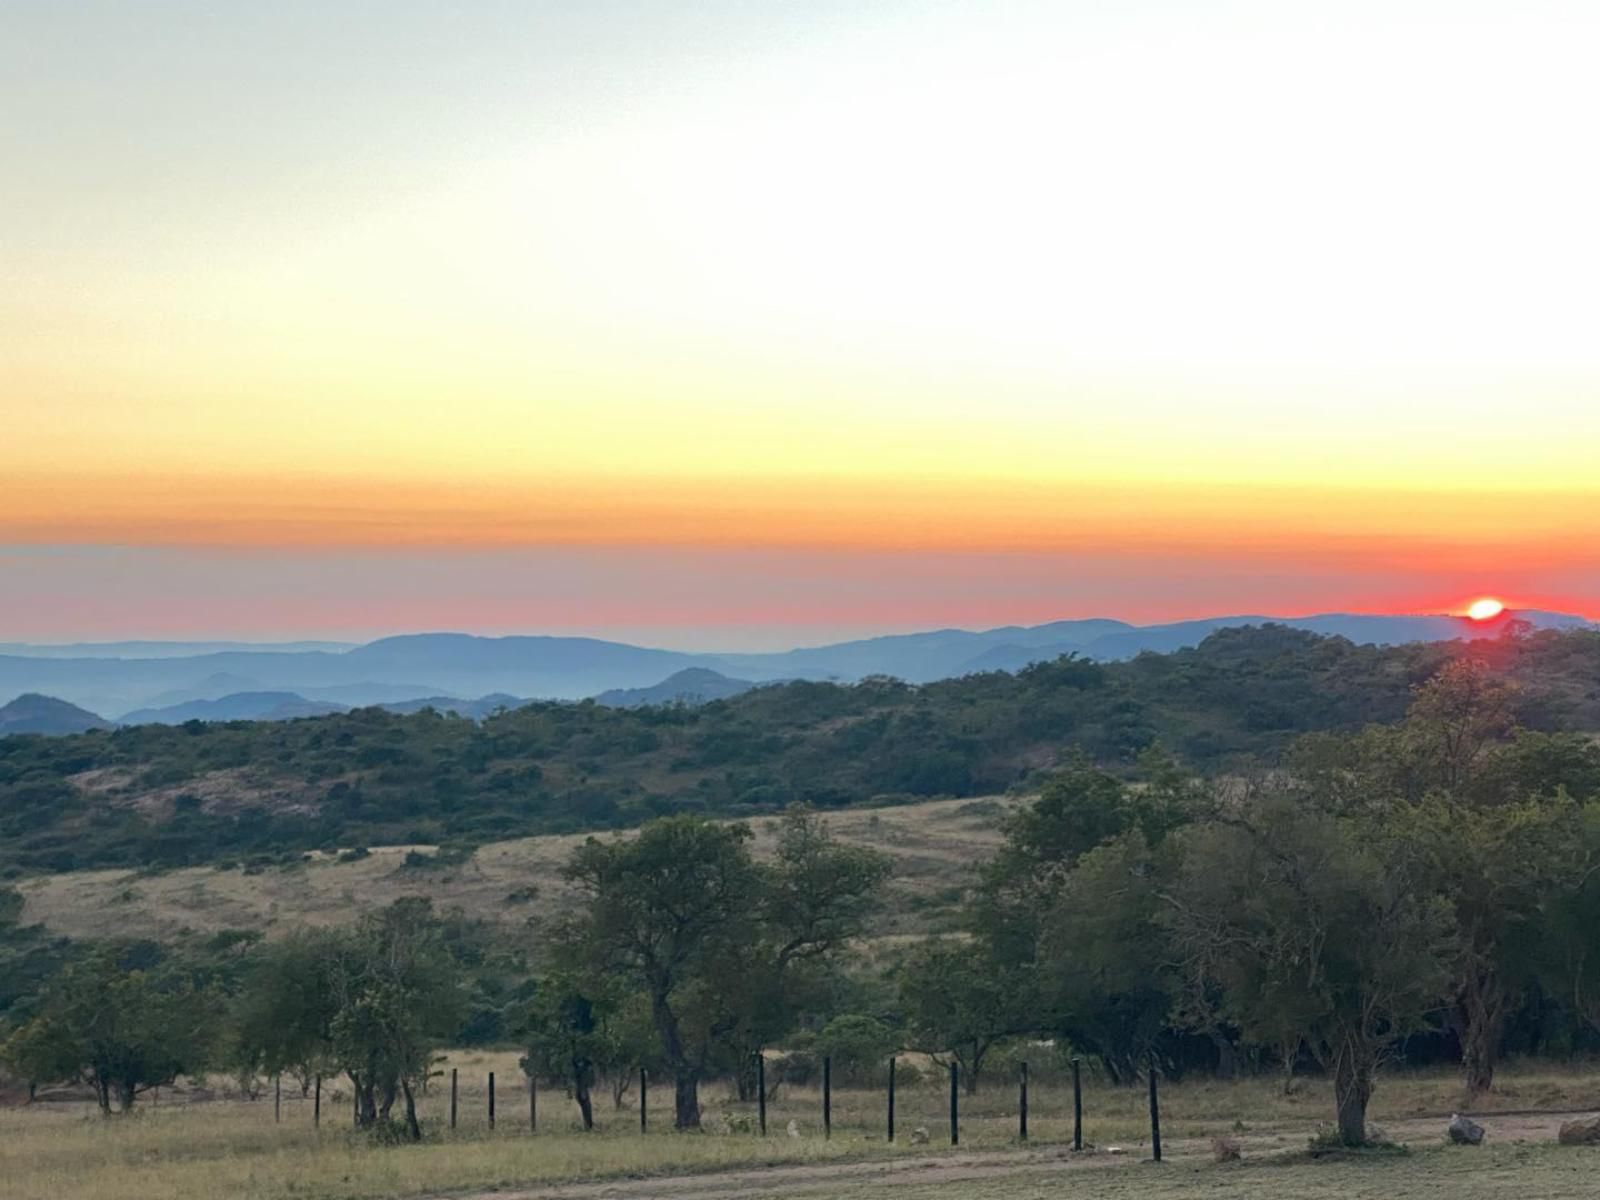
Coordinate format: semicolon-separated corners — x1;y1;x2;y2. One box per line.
120;692;348;725
0;693;113;735
595;668;758;708
0;610;1590;718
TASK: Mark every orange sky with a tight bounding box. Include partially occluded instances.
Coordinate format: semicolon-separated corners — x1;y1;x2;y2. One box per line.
5;2;1599;642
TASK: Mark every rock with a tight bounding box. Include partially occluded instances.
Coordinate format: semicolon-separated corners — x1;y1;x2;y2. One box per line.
787;1119;800;1139
1448;1114;1485;1145
910;1126;930;1145
1559;1116;1600;1145
1106;1146;1126;1155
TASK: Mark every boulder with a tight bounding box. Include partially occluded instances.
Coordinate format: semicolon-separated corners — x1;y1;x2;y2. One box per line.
910;1126;930;1145
1559;1116;1600;1145
1448;1114;1485;1145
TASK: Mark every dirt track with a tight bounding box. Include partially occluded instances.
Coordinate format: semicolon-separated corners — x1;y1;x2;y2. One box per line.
451;1109;1599;1200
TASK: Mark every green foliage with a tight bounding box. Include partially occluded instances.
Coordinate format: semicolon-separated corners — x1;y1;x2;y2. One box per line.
12;623;1570;875
898;936;1035;1093
2;945;224;1110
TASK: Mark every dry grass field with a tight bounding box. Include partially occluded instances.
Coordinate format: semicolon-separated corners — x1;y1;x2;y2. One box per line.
7;1053;1600;1200
13;796;1013;944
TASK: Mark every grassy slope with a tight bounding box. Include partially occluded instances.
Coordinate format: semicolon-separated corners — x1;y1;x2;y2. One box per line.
14;795;1014;944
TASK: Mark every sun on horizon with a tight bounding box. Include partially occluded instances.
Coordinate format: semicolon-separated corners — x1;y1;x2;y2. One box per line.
1467;598;1507;621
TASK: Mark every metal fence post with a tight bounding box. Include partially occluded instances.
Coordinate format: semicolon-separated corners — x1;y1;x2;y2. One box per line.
823;1055;832;1140
887;1057;896;1143
1019;1061;1028;1142
1148;1056;1162;1163
1072;1057;1083;1151
488;1071;496;1131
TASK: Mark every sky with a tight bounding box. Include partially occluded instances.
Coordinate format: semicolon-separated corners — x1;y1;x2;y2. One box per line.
5;0;1600;649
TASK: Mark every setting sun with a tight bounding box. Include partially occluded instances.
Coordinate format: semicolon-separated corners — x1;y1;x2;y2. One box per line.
1467;598;1507;621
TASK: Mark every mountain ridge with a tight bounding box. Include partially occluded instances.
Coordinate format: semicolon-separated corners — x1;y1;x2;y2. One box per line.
0;609;1588;717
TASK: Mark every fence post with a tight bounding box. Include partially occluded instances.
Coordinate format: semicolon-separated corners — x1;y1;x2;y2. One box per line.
450;1068;458;1130
1072;1057;1083;1151
529;1075;537;1134
640;1068;648;1133
949;1062;959;1146
887;1057;896;1143
823;1055;832;1140
1148;1056;1162;1163
1019;1061;1028;1142
313;1074;321;1128
757;1053;767;1136
353;1081;359;1128
275;1073;281;1123
488;1071;496;1131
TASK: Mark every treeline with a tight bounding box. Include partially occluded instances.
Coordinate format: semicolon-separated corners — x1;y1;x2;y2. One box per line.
6;658;1600;1147
5;624;1599;875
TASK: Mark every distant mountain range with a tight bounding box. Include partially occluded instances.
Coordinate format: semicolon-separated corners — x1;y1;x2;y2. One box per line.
0;609;1589;723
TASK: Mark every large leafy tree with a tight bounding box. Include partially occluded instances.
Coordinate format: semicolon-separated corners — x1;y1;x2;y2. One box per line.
1;945;222;1112
327;897;463;1139
561;815;763;1129
558;810;887;1128
1164;787;1454;1145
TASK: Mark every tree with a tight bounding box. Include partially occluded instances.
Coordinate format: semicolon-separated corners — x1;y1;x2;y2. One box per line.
230;929;341;1095
558;811;888;1127
0;946;221;1112
1040;832;1181;1083
561;815;763;1129
1164;788;1454;1145
715;810;892;1099
899;938;1034;1093
326;898;463;1140
519;971;629;1130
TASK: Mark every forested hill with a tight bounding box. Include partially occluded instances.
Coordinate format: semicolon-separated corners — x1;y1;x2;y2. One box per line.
3;624;1597;876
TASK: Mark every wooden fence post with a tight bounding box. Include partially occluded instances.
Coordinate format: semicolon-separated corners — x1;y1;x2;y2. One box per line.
275;1074;281;1123
529;1075;537;1134
823;1055;832;1140
949;1062;959;1146
1072;1058;1083;1151
488;1071;496;1131
887;1057;896;1143
450;1068;458;1130
314;1074;321;1128
1148;1056;1162;1163
1019;1061;1028;1142
640;1068;647;1133
757;1053;766;1136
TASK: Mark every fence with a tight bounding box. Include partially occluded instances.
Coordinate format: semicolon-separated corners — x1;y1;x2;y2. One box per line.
242;1053;1167;1157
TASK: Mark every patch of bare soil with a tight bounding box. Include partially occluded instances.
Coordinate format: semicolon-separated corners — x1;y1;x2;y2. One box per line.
464;1146;1130;1200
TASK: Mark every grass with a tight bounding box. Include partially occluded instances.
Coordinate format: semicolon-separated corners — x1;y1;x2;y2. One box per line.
14;796;1013;946
5;1055;1599;1200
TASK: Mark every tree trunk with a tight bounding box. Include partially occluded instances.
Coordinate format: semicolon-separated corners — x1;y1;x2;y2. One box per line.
1460;985;1506;1096
674;1072;701;1130
94;1074;112;1115
1210;1030;1237;1081
1333;1044;1374;1147
116;1079;137;1112
352;1071;378;1127
400;1079;422;1142
650;990;701;1129
575;1080;595;1131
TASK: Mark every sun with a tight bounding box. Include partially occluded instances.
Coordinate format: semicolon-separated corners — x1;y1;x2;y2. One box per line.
1466;598;1506;621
